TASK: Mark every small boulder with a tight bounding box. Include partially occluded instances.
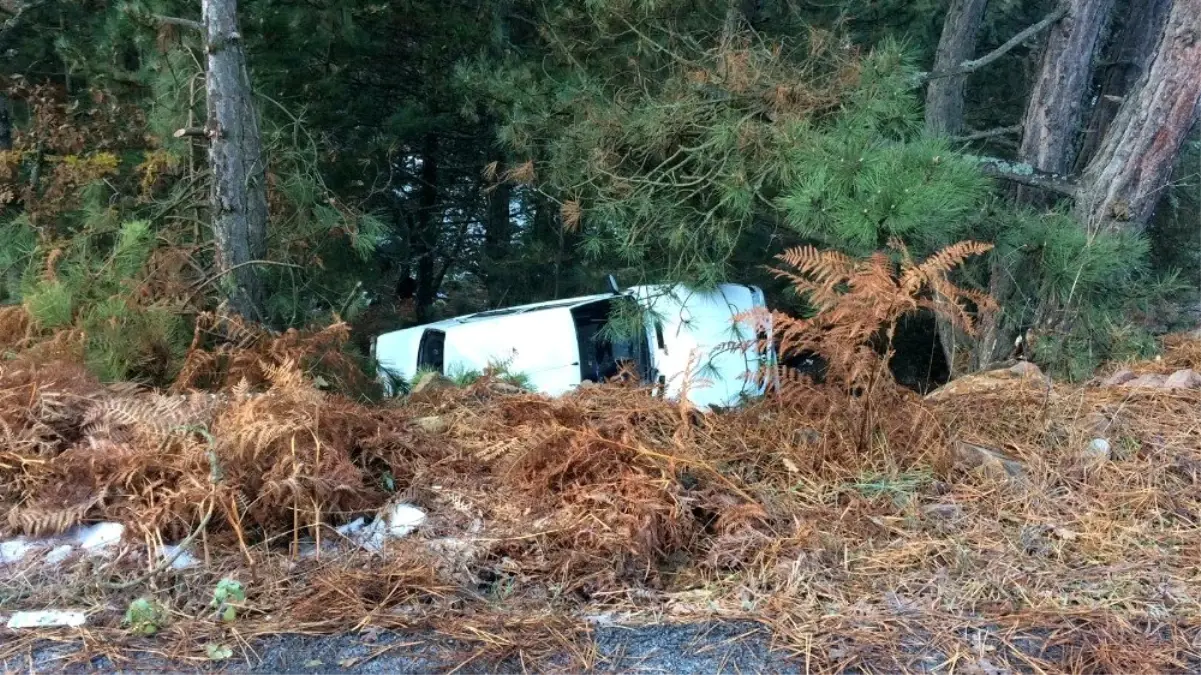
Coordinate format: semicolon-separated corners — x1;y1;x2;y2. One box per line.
1008;361;1043;379
952;441;1025;480
922;503;964;520
1124;373;1167;389
410;372;453;395
413;416;449;434
1080;411;1112;437
1101;369;1137;387
1164;369;1201;390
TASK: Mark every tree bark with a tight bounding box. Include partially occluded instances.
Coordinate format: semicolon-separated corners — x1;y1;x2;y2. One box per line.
1072;0;1173;172
1076;0;1201;234
483;154;512;306
0;92;11;151
973;0;1116;369
203;0;268;321
413;133;439;322
927;0;986;371
925;0;989;137
1018;0;1117;178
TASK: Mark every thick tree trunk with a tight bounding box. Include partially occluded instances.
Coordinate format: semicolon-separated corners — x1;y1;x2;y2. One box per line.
925;0;989;137
1073;0;1172;171
1076;0;1201;234
1018;0;1117;178
0;92;11;151
413;133;439;322
483;154;512;307
973;0;1116;368
926;0;989;375
203;0;268;321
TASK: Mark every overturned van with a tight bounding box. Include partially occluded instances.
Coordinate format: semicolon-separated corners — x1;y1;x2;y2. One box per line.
372;283;774;409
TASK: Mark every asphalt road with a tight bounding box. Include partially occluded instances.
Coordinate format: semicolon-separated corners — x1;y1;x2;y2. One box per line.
5;621;804;674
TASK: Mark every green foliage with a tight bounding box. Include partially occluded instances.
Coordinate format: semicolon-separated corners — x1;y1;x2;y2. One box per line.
979;206;1181;379
463;23;990;290
123;597;166;636
205;644;234;661
212;578;246;622
6;213;189;382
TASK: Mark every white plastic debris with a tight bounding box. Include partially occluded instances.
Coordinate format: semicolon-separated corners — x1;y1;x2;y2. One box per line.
0;538;37;565
159;544;200;570
7;610;87;629
335;517;367;537
71;522;125;551
338;504;426;553
386;503;427;539
45;545;75;566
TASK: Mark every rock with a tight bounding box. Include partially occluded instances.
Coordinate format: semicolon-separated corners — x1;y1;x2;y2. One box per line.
1124;373;1167;389
1081;411;1112;437
1101;369;1137;387
922;503;964;520
412;416;449;434
7;610;87;629
1082;438;1111;463
410;372;453;395
1008;361;1043;379
952;441;1025;480
1164;369;1201;389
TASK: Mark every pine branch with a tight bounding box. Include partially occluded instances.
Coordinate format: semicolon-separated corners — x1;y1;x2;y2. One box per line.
968;155;1079;197
951;124;1023;143
154;14;203;31
916;4;1069;84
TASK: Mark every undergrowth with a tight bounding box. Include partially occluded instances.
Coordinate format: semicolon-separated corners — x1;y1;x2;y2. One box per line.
1;243;1200;674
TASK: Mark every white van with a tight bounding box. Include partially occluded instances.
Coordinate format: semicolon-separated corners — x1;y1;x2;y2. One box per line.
372;283;774;409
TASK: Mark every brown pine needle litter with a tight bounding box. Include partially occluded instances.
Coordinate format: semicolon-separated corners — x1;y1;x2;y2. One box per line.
2;314;1201;672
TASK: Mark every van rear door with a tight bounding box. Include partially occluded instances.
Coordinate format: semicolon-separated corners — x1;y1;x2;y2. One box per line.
633;284;767;408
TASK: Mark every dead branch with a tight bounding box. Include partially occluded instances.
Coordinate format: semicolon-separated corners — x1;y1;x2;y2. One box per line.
918;4;1070;83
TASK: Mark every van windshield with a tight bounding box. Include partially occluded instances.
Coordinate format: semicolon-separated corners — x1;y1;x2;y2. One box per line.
572;298;652;384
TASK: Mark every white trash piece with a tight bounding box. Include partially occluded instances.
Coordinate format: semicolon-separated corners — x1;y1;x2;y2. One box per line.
45;545;75;566
386;503;427;539
7;610;87;629
71;522;125;552
159;544;200;570
339;504;426;553
0;538;37;565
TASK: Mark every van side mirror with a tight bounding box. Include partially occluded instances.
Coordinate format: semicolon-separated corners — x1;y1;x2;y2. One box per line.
606;274;620;294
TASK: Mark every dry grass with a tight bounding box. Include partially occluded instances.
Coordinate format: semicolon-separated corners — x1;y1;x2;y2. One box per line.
2;307;1201;671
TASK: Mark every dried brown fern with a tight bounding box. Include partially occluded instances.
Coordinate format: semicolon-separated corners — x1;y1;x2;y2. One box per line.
758;240;993;394
745;241;992;449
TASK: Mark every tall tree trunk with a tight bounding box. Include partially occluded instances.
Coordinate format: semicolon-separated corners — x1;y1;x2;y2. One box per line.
1076;0;1201;234
926;0;989;375
974;0;1116;368
925;0;989;137
413;133;439;322
1073;0;1173;171
203;0;268;321
0;92;11;151
483;153;512;307
1018;0;1117;179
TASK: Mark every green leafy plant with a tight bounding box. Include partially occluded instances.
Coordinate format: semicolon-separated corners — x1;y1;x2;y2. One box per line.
211;578;246;622
205;643;234;661
123;597;165;636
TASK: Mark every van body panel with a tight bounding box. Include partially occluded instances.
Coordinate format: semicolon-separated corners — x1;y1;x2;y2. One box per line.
373;283;771;407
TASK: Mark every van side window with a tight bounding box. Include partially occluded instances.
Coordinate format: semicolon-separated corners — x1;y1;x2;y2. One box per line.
416;329;446;372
